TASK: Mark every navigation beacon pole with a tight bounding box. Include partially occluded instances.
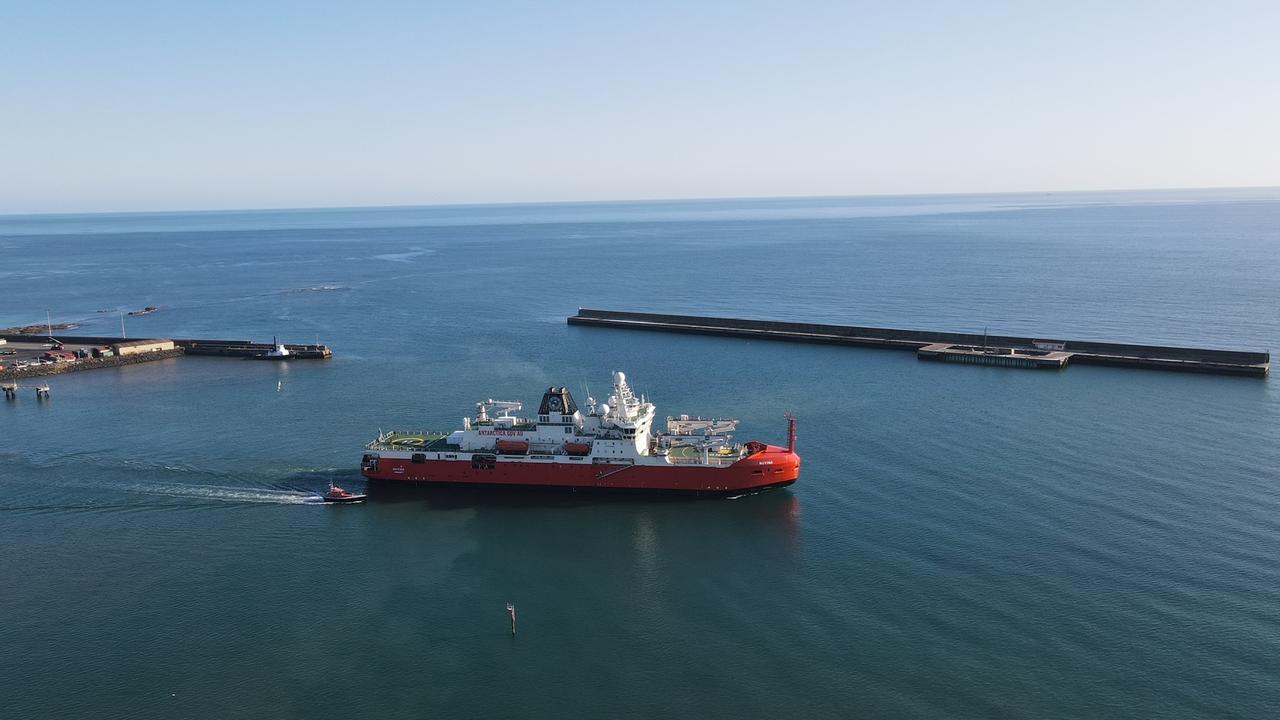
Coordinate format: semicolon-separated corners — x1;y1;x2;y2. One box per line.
507;603;517;636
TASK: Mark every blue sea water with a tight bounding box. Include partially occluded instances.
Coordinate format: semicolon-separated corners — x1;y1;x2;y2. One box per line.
1;189;1278;718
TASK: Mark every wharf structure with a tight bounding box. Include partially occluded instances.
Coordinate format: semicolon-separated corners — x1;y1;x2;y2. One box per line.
567;309;1269;378
0;334;331;381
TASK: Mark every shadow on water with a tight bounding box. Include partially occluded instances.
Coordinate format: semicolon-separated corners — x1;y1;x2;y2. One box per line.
282;467;755;508
361;478;799;511
360;482;805;553
285;470;802;549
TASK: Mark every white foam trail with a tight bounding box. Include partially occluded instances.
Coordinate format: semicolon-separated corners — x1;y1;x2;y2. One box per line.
372;247;434;263
124;482;314;505
287;284;349;293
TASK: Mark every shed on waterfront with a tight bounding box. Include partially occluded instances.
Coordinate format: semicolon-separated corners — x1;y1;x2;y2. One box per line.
111;339;175;356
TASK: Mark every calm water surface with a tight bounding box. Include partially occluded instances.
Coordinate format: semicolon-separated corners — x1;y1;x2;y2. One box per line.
2;190;1278;718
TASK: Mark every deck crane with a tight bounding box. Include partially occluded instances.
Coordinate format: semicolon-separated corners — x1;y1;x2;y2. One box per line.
475;399;522;423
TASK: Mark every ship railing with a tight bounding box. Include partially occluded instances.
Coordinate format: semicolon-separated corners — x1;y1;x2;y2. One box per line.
377;428;440;439
473;420;538;429
665;454;739;467
367;441;461;452
367;430;450;451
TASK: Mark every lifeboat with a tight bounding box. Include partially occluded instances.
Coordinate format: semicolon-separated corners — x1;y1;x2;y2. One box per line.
495;439;529;454
564;441;592;456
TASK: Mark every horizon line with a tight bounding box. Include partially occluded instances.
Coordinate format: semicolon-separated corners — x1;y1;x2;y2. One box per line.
3;183;1278;220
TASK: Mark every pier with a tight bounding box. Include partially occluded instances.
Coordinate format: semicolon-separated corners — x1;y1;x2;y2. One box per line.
0;333;332;381
567;309;1270;378
917;343;1072;369
175;338;333;359
2;381;51;399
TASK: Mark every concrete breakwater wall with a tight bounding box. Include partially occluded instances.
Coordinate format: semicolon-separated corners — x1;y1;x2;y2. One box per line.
1;334;332;359
2;333;166;345
567;309;1270;377
176;339;332;359
0;333;332;385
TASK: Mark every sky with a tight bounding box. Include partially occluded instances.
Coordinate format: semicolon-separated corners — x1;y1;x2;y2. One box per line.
1;0;1278;214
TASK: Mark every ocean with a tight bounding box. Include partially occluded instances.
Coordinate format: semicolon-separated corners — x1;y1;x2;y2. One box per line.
2;189;1278;718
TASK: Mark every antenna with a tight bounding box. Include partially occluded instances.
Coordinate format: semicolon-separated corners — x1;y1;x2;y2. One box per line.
46;309;57;344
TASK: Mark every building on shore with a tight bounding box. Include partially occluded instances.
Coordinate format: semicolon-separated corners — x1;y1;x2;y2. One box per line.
111;339;176;356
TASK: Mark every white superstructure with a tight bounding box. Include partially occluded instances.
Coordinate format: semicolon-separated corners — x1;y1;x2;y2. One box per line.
378;370;750;467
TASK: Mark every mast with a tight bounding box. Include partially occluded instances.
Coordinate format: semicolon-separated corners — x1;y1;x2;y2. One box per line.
786;413;797;454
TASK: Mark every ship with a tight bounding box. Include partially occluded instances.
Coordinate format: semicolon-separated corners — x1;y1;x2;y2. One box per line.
361;371;800;494
255;336;291;360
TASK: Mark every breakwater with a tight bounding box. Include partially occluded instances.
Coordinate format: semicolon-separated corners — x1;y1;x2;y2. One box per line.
0;348;184;380
0;333;332;382
567;309;1270;377
0;334;332;359
175;339;332;359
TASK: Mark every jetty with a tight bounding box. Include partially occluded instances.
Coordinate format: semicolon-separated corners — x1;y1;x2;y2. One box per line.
175;338;332;359
567;309;1269;378
0;333;332;382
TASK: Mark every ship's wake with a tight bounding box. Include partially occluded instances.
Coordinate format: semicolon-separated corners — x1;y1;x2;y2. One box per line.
287;284;350;294
124;482;316;505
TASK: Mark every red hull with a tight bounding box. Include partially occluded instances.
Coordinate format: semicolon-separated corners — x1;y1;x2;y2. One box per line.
363;444;800;493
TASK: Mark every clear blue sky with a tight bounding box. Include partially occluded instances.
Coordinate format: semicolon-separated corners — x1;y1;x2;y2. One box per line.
2;1;1277;213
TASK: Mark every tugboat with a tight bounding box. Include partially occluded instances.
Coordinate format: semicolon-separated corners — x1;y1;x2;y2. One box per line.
322;482;366;503
257;337;291;361
360;370;800;494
